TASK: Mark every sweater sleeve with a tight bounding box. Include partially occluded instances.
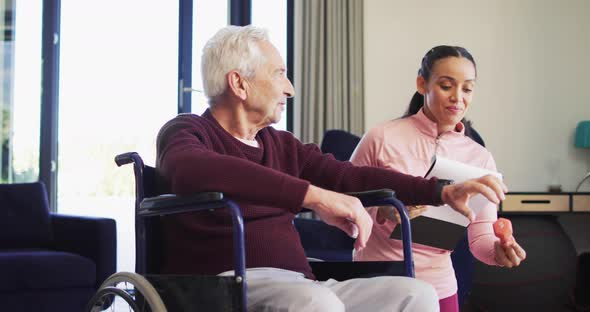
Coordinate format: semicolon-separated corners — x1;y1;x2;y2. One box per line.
298;132;441;206
156;117;310;214
467;153;502;266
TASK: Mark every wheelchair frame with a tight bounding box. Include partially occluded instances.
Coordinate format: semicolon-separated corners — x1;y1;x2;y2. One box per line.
85;152;415;312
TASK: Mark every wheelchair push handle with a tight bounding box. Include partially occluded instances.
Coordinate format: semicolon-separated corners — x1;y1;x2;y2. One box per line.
115;152;141;167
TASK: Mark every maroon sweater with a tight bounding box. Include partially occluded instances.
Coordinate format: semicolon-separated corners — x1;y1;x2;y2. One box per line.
155;110;441;279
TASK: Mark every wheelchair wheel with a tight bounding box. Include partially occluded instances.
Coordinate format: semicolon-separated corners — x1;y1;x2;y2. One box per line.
85;271;167;312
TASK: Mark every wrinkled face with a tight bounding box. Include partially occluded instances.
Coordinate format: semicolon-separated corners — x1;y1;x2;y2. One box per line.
418;56;476;132
244;40;295;126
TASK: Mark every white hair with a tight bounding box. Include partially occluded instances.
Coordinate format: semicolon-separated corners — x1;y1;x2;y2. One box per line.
201;25;270;99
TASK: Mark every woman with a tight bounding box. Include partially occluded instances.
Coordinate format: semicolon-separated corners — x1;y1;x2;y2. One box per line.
351;46;526;312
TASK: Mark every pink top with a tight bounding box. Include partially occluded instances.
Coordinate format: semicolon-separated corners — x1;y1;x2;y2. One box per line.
351;108;501;299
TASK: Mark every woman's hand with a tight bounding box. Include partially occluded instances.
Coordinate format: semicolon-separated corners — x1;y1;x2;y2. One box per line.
494;239;527;268
492;217;526;268
376;205;428;224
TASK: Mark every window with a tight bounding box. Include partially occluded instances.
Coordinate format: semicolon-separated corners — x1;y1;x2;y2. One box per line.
190;0;229;115
3;0;294;273
1;0;41;184
251;0;288;130
57;0;178;272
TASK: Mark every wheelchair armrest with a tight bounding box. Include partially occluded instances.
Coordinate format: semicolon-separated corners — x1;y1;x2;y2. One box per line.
345;189;396;207
139;192;225;217
50;214;116;288
297;189;395;214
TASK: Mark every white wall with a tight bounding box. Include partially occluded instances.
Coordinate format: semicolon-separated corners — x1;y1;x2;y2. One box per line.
364;0;590;192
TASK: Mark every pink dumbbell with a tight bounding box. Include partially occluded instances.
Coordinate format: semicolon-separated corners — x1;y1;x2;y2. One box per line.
493;218;515;245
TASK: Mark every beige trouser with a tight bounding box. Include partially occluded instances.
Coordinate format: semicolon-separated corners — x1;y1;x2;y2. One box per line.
220;267;439;312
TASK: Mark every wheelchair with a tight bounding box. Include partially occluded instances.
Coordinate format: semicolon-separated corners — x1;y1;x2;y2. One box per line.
85;152;416;311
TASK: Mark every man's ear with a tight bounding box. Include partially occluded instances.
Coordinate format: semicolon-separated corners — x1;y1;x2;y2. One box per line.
416;75;427;95
227;70;248;101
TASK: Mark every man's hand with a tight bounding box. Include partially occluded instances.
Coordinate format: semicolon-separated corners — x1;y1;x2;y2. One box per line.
441;175;507;221
376;205;428;224
302;185;373;251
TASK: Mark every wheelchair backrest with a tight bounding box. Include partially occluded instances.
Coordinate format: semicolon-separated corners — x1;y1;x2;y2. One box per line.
116;152;165;275
320;129;361;161
137;165;165;275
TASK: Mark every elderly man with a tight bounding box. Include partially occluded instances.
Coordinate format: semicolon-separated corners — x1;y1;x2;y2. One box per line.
156;25;507;311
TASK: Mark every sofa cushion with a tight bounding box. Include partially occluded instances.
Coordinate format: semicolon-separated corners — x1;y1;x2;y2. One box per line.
0;249;96;291
0;182;53;248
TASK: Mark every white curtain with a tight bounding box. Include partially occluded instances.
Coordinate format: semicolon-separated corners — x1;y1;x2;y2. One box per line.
293;0;364;144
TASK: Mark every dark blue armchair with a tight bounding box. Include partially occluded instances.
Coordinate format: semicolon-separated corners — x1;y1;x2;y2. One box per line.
0;182;116;312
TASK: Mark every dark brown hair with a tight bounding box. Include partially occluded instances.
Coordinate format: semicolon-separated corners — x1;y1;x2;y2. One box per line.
402;45;477;136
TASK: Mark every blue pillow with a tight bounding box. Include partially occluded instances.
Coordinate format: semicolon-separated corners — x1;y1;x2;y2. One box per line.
0;182;53;248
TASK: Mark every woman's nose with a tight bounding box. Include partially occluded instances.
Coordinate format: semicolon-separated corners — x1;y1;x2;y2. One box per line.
450;90;461;103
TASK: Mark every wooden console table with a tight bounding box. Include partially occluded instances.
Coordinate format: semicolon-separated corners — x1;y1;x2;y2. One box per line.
499;192;590;212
